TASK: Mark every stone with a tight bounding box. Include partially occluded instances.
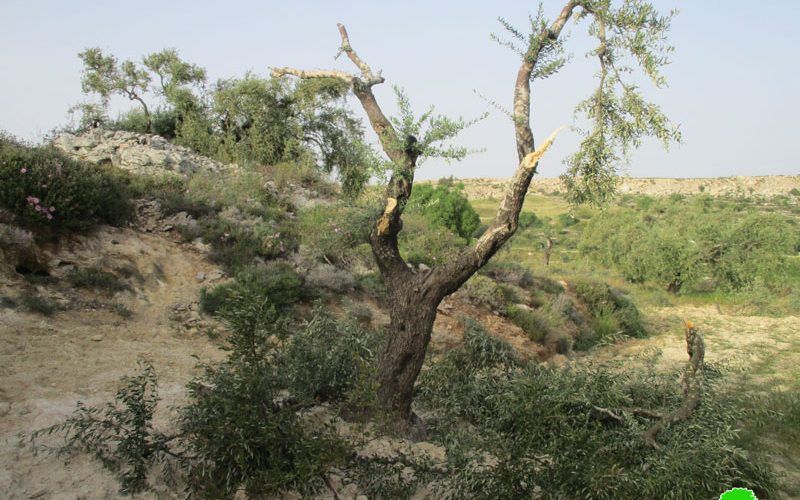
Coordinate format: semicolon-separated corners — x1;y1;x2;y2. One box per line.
196;272;206;282
90;334;104;342
206;270;225;281
53;129;237;179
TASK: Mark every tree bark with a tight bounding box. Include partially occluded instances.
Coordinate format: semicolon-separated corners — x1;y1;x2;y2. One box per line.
375;276;440;421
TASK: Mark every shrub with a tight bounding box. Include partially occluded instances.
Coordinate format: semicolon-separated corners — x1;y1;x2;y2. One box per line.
298;203;373;267
305;264;356;293
557;212;579;228
462;274;506;311
417;322;778;498
479;261;535;289
406;181;480;240
572;279;646;338
281;305;382;402
580;201;798;293
200;262;305;316
713;212;797;290
32;305;353;498
68;267;129;293
20;293;59;316
0;133;133;236
188;212;298;274
505;304;554;342
181;359;346;498
29;360;169;494
399;213;464;267
518;211;540;229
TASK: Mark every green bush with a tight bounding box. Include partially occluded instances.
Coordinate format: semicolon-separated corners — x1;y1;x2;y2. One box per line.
199;262;306;316
518;211;541;229
580;201;798;293
407;181;480;240
281;305;382;402
299;203;373;267
714;212;797;290
68;267;129;293
479;261;535;289
417;322;777;499
181;359;346;498
0;134;133;235
32;304;353;498
108;107;181;139
399;213;464;267
20;293;59;316
30;360;168;494
505;304;554;342
572;279;647;338
462;274;506;310
186;213;298;274
556;212;579;228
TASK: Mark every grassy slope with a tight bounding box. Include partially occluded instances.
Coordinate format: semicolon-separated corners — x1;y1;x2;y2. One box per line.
468;190;800;496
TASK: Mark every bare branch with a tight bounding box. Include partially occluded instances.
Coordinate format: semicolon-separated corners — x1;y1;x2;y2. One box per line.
337;23;385;86
644;322;705;448
271;67;356;84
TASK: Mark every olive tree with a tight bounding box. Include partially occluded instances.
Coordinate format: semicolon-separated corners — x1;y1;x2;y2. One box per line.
274;0;680;426
78;48;206;133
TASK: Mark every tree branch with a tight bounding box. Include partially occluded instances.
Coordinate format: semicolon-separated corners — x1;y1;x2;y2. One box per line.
428;126;563;297
337;23;385;86
644;322;705;448
271;67;356;84
513;0;579;161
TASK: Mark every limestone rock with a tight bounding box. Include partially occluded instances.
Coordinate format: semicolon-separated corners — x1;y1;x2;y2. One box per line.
53;129;237;178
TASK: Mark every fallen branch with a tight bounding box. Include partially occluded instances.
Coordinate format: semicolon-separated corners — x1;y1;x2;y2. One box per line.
644;321;705;448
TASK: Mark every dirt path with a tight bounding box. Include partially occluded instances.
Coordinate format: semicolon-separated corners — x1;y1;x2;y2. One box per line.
0;227;225;499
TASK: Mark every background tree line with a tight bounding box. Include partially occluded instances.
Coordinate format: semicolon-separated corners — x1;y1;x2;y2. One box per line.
76;47;381;198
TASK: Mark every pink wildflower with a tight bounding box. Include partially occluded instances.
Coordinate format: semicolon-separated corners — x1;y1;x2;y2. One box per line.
20;168;27;174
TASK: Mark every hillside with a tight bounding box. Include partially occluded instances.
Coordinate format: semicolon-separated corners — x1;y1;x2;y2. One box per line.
451;174;800;199
1;130;798;498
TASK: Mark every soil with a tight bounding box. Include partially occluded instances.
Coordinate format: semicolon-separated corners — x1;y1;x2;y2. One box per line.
0;227;226;499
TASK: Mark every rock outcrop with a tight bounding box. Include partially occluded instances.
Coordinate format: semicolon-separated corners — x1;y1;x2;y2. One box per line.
54;129;235;178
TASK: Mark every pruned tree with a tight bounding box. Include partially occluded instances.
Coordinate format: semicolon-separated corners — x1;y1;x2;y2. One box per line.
274;0;679;426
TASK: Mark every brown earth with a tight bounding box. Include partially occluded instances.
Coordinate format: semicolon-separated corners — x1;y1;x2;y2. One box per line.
0;226;227;499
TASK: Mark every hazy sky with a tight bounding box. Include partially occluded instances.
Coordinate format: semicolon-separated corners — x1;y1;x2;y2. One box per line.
1;1;798;180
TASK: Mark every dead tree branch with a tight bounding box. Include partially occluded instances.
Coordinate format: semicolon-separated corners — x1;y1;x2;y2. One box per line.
644;322;705;448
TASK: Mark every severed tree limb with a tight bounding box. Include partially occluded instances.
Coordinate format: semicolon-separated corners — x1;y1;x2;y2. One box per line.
644;322;705;448
272;23;411;281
